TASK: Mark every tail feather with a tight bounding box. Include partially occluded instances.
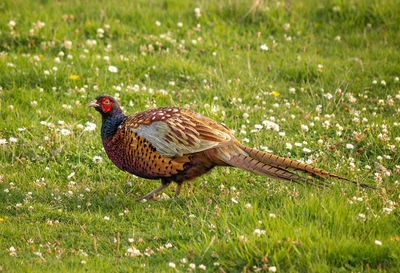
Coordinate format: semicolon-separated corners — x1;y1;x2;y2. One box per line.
225;144;374;189
225;153;329;188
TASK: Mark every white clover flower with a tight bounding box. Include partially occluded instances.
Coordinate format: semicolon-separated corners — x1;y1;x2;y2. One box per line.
155;21;161;26
346;143;354;149
253;229;266;236
260;44;269;51
268;266;277;272
301;124;309;132
177;22;183;27
374;240;382;246
194;8;201;17
303;148;311;153
9;137;17;143
199;264;206;270
108;65;118;73
168;262;176;268
245;203;252;209
8;20;16;28
269;213;276;218
165;243;173;248
92;156;103;163
104;216;110;221
189;263;196;269
0;139;7;145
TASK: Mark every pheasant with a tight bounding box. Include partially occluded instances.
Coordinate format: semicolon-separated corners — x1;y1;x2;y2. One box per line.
88;95;373;202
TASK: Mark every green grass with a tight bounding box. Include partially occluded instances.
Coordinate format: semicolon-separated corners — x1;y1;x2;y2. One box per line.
1;0;400;271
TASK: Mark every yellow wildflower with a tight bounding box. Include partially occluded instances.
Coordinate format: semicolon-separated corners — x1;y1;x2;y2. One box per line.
0;217;4;222
69;75;79;80
271;91;280;97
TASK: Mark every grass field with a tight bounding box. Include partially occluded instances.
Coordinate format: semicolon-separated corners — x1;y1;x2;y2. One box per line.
1;0;400;271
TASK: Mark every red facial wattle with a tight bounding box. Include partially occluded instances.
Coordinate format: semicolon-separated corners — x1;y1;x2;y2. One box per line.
97;98;113;112
102;104;112;112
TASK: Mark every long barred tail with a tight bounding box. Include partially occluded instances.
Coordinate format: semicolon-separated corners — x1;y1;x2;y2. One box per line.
220;144;374;189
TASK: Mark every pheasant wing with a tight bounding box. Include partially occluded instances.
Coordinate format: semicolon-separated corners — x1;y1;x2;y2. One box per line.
122;107;233;157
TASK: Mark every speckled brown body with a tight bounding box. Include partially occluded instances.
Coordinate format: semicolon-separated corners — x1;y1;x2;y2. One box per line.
102;121;223;183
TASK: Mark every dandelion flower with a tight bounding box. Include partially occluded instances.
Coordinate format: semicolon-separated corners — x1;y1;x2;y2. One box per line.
271;91;279;97
69;75;79;80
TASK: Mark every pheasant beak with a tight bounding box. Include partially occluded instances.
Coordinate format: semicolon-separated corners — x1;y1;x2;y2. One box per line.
87;100;99;108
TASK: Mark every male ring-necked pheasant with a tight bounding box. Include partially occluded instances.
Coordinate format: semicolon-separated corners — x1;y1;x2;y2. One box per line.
88;95;372;201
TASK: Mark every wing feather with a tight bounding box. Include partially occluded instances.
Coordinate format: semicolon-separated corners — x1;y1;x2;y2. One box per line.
122;107;233;157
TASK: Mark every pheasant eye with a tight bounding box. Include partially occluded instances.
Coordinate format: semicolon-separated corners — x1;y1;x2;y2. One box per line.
103;99;111;105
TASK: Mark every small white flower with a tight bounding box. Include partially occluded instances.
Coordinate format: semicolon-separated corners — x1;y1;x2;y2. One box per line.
395;76;399;82
199;264;206;270
374;240;382;246
180;258;187;264
245;203;252;209
253;229;266;236
231;198;238;204
92;156;103;163
194;8;201;17
60;129;71;136
155;21;161;26
346;143;354;149
108;65;118;73
260;44;269;51
380;80;386;86
303;148;311;153
269;213;276;218
67;172;75;180
189;263;196;269
104;216;110;221
268;266;277;272
165;243;173;249
8;137;17;143
0;139;7;145
8;20;16;28
301;124;309;132
177;22;183;27
168;262;176;268
285;143;292;150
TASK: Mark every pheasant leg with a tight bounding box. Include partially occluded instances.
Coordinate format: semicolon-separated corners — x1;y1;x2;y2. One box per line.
136;183;170;202
175;183;182;198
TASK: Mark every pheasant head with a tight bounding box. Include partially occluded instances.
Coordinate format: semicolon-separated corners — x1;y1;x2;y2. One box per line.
88;95;126;139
